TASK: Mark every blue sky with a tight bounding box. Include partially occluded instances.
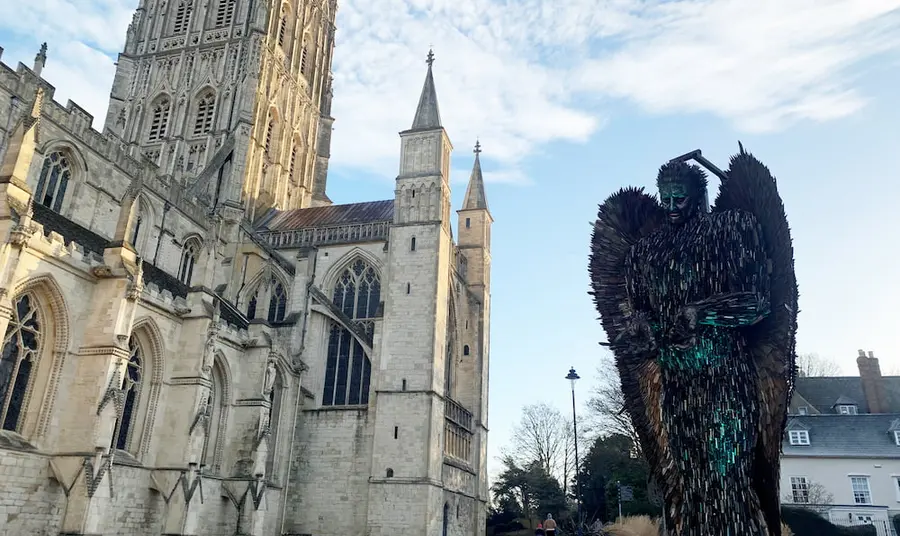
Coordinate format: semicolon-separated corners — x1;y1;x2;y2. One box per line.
1;0;899;480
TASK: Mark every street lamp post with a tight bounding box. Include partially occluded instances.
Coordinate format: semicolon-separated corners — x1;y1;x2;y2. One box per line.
566;367;582;536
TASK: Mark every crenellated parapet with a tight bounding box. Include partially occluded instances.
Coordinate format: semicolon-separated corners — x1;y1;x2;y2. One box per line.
0;57;213;229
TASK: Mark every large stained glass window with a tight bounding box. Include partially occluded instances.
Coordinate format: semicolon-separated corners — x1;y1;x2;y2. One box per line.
322;260;379;406
0;294;41;432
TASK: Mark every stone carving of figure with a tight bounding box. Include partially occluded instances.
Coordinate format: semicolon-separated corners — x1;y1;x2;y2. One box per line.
202;330;216;375
263;360;276;396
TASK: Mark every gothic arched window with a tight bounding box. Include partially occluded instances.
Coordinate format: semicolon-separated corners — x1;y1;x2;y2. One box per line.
178;238;200;285
264;117;276;155
193;91;216;136
322;259;379;406
148;97;171;142
277;8;289;48
215;0;235;27
113;337;144;451
288;145;298;183
268;280;287;323
266;370;284;480
202;360;227;473
35;151;71;213
173;0;194;34
0;294;41;432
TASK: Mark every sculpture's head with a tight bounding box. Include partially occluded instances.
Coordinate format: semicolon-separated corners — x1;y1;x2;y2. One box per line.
656;161;708;225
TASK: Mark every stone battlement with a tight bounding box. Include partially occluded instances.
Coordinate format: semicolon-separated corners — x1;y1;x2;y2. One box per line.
27;219;105;271
0;50;212;228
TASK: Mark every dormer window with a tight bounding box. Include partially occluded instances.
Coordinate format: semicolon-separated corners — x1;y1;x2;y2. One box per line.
789;430;810;446
838;404;858;415
894;430;900;446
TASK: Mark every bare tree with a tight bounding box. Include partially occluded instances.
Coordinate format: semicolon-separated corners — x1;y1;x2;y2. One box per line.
587;357;642;456
796;353;842;377
509;403;566;478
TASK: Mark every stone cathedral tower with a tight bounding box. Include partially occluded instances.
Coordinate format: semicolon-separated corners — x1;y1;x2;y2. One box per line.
103;0;336;218
0;2;491;535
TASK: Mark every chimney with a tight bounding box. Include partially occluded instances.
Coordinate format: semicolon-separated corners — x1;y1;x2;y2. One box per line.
857;349;887;414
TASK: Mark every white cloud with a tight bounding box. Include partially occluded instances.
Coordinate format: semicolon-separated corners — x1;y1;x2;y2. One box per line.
2;0;899;184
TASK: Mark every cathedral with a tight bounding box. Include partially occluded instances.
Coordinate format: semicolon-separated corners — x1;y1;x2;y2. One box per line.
0;0;491;534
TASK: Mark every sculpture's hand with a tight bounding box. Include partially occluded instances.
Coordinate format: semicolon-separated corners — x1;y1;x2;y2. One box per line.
668;305;699;350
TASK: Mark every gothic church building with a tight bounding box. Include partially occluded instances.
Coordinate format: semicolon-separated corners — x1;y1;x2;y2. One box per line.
0;0;492;534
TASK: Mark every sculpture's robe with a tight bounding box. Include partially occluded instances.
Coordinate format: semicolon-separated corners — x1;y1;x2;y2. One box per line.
624;209;771;536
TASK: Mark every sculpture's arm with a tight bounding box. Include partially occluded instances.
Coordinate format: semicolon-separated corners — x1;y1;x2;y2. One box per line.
689;212;771;329
616;246;662;350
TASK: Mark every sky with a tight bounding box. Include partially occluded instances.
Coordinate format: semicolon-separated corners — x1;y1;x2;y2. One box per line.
1;0;899;481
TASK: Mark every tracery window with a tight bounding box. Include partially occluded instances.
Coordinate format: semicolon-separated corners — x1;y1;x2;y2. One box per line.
0;294;41;432
193;92;216;136
245;277;288;323
215;0;235;27
35;151;71;213
322;260;379;406
178;239;200;285
113;337;143;451
268;280;287;322
174;0;194;34
148;97;171;142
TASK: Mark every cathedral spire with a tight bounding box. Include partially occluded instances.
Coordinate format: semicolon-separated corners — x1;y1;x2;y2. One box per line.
410;49;442;130
462;140;489;211
33;43;47;77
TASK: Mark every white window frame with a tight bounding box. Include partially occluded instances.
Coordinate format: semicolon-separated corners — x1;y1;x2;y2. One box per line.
838;404;858;415
797;406;809;415
850;476;872;505
892;476;900;502
789;430;810;445
893;430;900;446
790;476;810;503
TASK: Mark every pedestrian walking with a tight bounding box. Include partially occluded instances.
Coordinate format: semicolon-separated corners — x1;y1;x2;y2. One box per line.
544;514;557;536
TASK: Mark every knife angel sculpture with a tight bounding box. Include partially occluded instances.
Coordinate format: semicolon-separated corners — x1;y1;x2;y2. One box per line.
588;145;798;536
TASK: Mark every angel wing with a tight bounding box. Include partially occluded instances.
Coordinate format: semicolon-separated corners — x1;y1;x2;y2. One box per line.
589;187;679;519
713;146;799;535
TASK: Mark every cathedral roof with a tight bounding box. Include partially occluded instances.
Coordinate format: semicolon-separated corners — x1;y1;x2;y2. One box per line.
260;200;394;231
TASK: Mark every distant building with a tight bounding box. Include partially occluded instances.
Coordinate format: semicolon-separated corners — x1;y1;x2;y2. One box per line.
780;351;900;536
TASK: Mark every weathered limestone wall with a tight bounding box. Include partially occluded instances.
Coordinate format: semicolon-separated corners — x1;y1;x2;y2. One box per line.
284;408;374;536
0;447;65;535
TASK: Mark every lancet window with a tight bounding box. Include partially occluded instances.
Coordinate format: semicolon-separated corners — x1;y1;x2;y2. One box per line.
113;337;144;451
322;260;379;406
266;370;284;480
246;277;288;323
173;0;194;34
35;151;71;213
178;238;200;285
202;360;226;472
193;92;216;136
264;118;275;155
215;0;235;27
277;8;289;48
148;97;171;142
0;294;41;432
